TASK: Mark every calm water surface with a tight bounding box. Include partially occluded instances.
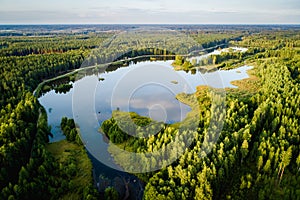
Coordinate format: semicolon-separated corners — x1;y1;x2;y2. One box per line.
39;59;252;176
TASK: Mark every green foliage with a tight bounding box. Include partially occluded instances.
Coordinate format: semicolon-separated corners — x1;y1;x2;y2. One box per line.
104;187;119;200
101;111;155;144
143;30;300;200
60;117;82;145
53;83;73;94
46;140;99;200
0;33;103;199
1;26;300;200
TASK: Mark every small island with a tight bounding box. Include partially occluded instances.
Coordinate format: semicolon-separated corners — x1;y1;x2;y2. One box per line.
172;47;251;72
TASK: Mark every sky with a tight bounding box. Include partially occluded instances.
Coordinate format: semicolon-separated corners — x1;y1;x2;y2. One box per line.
0;0;299;24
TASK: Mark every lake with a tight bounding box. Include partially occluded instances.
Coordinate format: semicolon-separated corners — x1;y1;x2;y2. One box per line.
38;55;252;188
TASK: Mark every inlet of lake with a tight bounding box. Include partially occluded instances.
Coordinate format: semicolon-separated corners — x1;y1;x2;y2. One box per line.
38;49;252;195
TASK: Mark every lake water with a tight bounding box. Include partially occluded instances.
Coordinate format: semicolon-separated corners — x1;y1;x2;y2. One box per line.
188;46;248;63
38;58;252;178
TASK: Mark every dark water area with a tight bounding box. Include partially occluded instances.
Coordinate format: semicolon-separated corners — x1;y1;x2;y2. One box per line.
87;151;145;199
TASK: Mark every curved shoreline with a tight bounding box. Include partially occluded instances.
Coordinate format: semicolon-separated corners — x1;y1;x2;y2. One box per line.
33;43;229;97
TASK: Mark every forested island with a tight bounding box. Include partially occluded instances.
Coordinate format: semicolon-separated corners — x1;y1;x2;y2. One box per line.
0;24;299;200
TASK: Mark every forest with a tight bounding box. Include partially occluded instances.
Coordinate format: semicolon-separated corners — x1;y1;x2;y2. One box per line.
102;29;300;199
0;25;299;199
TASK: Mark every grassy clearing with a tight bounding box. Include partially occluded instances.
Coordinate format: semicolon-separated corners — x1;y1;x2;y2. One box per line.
228;68;260;96
46;140;93;200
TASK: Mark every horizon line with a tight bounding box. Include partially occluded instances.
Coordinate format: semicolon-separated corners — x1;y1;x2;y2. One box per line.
1;23;300;26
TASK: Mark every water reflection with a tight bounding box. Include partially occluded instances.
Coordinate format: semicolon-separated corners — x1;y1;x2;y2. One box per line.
107;63;194;124
39;60;252;144
129;85;185;123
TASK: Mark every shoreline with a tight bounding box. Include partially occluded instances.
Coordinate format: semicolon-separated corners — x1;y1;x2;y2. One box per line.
33;43;230;97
